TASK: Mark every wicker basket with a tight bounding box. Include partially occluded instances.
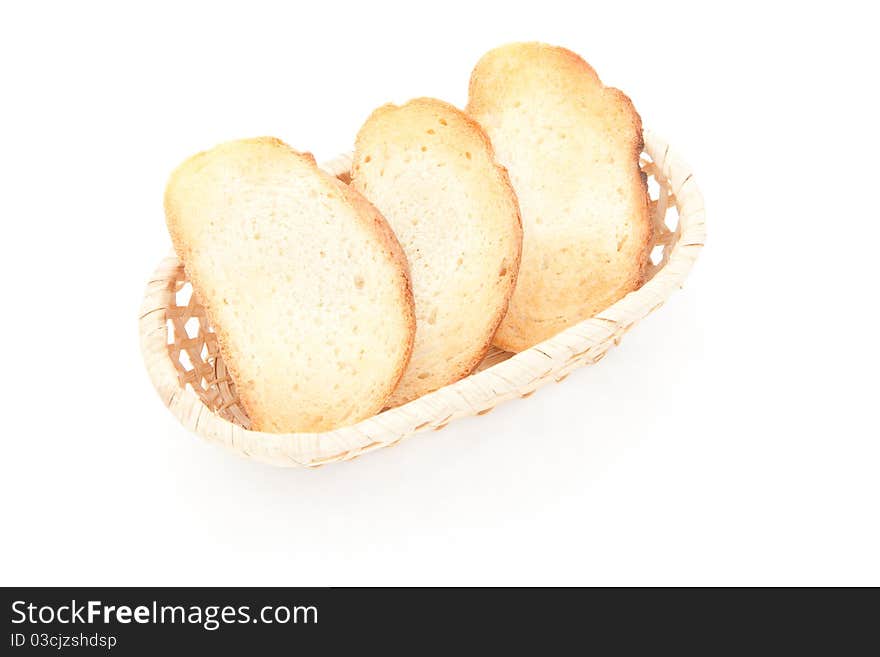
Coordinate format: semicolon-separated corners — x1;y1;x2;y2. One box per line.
140;130;705;467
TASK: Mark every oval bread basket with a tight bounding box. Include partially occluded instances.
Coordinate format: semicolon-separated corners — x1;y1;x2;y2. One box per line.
140;130;705;467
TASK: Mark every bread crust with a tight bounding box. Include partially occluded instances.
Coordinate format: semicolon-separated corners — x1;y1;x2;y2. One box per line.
467;43;652;352
165;137;415;432
352;98;522;405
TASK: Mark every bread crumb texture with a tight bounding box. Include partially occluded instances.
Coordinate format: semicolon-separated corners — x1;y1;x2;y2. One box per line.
164;137;415;433
352;98;522;405
467;42;651;352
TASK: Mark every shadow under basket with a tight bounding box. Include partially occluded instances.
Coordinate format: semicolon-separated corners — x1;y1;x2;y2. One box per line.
140;130;706;467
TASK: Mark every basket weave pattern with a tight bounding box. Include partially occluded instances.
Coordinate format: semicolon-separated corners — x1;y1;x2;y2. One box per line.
140;131;705;467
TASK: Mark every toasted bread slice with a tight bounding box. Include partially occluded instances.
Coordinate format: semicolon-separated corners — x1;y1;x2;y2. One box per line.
352;99;522;405
467;42;651;352
164;137;415;433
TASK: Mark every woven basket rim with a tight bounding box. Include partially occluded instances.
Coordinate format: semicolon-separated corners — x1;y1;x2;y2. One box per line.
139;129;706;467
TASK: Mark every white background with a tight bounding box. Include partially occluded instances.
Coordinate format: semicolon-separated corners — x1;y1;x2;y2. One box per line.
1;1;877;586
